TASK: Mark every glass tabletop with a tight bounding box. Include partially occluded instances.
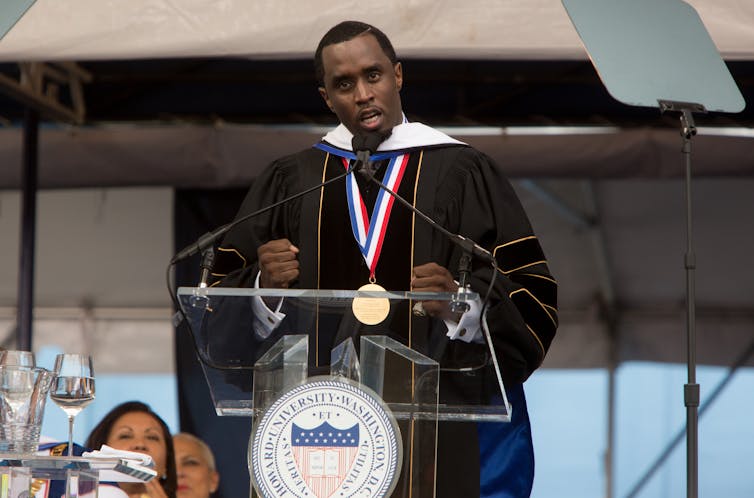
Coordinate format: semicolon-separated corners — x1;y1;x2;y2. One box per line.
0;454;155;482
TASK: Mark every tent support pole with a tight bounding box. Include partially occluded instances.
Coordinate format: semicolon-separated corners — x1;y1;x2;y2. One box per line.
606;352;616;498
582;181;619;498
520;179;620;497
518;179;593;230
16;107;39;351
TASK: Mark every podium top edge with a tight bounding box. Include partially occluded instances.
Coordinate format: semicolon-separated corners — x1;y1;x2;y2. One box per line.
177;286;479;301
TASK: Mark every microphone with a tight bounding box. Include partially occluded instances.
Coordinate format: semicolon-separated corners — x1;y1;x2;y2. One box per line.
197;247;215;288
349;130;392;174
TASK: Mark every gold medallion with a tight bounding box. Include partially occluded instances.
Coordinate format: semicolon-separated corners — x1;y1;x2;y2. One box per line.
352;283;390;325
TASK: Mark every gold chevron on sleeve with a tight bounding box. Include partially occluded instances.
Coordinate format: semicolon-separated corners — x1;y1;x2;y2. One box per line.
513;272;558;313
493;236;547;274
510;288;558;329
525;323;545;358
509;287;558;359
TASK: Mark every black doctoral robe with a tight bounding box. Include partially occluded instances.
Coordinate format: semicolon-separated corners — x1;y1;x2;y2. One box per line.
213;142;558;497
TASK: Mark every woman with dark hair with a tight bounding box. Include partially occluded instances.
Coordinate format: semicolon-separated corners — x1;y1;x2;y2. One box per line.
86;401;177;498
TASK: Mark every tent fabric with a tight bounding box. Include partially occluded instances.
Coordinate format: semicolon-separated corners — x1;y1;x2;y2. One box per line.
1;0;754;62
1;124;753;190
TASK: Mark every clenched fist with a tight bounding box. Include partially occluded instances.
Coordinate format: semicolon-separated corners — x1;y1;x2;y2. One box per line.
258;239;300;289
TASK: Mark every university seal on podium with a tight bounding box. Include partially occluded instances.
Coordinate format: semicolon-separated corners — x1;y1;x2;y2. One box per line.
250;377;402;498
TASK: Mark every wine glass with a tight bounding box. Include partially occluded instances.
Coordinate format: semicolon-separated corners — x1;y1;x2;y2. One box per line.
50;354;96;456
0;350;35;367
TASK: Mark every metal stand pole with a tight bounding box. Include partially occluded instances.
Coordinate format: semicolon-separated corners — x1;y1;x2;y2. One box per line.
660;99;704;498
680;108;699;498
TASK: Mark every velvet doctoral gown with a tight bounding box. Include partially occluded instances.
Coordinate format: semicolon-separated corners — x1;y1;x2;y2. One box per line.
213;130;558;497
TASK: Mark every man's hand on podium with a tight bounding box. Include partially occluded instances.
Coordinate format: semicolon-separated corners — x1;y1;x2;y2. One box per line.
411;262;463;322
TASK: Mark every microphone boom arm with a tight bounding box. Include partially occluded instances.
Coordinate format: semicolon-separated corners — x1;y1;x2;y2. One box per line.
170;167;355;265
363;172;497;267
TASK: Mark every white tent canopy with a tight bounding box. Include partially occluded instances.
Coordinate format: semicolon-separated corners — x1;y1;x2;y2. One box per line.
1;0;754;62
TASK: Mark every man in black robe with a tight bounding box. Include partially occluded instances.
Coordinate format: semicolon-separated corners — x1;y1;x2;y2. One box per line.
214;20;558;498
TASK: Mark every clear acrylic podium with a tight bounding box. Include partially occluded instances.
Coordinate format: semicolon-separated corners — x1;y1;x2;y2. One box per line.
177;287;511;498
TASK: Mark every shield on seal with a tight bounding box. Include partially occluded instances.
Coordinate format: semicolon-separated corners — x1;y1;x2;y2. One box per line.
291;421;359;497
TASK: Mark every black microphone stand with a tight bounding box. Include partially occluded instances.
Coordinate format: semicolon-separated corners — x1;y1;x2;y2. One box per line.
450;253;473;314
166;163;360;369
167;134;383;371
170;166;359;266
197;247;216;288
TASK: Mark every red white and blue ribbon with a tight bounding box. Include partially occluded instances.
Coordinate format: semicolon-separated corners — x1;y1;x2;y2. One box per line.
342;153;410;280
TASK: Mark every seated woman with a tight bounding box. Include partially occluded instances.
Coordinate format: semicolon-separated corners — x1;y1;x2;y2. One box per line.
173;433;220;498
86;401;177;498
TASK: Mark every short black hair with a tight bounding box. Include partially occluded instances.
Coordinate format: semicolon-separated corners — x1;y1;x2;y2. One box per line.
85;401;177;498
314;21;397;86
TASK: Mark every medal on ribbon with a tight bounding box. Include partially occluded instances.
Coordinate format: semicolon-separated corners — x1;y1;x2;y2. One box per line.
343;153;410;325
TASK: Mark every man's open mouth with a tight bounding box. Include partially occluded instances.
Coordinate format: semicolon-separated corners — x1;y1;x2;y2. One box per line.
360;109;382;127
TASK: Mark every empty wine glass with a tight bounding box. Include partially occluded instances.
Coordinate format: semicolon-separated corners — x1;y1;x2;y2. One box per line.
50;354;95;456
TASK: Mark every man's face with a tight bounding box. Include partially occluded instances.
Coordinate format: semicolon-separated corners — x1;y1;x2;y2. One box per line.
318;33;403;137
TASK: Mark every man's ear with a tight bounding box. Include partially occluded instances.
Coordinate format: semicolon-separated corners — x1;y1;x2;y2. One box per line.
394;62;403;91
318;86;334;112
